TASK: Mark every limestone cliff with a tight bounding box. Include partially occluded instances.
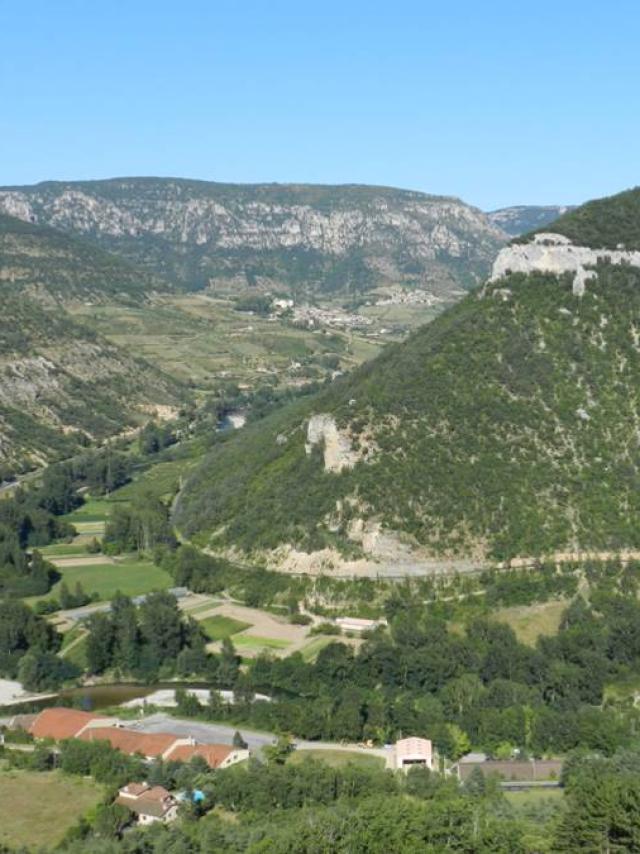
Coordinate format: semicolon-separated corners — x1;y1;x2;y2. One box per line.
0;178;506;300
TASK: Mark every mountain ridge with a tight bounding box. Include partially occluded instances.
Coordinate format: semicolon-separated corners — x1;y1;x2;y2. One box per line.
0;177;507;301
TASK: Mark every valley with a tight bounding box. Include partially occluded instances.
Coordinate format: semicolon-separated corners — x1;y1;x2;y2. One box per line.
3;180;640;854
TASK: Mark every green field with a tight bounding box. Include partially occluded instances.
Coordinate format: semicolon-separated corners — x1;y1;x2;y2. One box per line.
63;498;112;524
289;749;385;770
233;634;291;651
47;558;172;603
200;615;252;641
0;769;104;850
39;542;92;557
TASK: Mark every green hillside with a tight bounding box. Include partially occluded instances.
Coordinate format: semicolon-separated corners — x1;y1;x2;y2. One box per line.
176;256;640;562
523;186;640;249
0;212;168;302
0;216;185;473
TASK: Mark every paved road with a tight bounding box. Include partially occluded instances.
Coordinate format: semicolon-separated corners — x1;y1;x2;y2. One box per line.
125;712;389;761
125;713;276;751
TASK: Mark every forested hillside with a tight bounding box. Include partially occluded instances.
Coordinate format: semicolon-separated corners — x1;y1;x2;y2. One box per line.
0;178;506;300
176;190;640;563
524;186;640;249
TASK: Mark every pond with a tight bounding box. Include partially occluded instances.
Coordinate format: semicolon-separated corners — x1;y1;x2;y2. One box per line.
0;681;215;714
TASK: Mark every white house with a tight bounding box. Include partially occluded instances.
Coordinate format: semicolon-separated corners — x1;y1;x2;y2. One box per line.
116;783;179;825
393;737;433;772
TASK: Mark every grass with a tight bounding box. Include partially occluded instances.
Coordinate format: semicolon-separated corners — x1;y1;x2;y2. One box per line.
289;749;385;769
232;634;291;651
64;498;112;524
39;542;91;557
300;634;335;662
0;768;104;850
32;557;172;604
199;615;252;641
491;599;568;646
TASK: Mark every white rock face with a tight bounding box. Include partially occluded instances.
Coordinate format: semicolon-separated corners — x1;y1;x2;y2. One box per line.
305;414;360;473
490;233;640;296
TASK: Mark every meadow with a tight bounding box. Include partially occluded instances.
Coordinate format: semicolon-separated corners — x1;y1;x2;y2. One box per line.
46;558;172;603
288;749;385;770
0;769;104;850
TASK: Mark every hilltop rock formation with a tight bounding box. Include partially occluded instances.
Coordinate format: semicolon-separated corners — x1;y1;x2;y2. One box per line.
491;232;640;296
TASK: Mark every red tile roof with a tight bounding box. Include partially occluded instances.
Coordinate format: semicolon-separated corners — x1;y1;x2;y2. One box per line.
29;708;103;741
79;727;177;758
166;743;234;768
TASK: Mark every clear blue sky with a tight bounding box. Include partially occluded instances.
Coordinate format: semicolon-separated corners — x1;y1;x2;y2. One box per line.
2;0;639;209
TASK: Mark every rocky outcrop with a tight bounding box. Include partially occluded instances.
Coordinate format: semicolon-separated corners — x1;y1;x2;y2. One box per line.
0;179;507;299
305;414;360;473
490;232;640;296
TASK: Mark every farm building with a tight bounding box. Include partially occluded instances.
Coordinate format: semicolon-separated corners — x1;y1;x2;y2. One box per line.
393;737;433;771
28;708;114;741
166;741;249;769
27;707;248;769
79;727;183;761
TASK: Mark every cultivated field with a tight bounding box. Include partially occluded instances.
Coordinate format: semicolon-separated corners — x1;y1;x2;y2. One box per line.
69;294;373;391
200;614;251;641
0;769;104;850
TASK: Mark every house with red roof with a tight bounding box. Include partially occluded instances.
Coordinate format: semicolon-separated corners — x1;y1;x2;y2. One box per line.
28;708;114;741
27;707;248;770
165;741;249;769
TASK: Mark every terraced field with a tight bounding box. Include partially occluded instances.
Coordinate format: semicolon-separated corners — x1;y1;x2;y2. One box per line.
69;294;373;390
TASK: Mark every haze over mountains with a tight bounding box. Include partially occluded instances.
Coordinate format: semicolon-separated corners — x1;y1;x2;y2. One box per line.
487;205;572;237
175;187;640;570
